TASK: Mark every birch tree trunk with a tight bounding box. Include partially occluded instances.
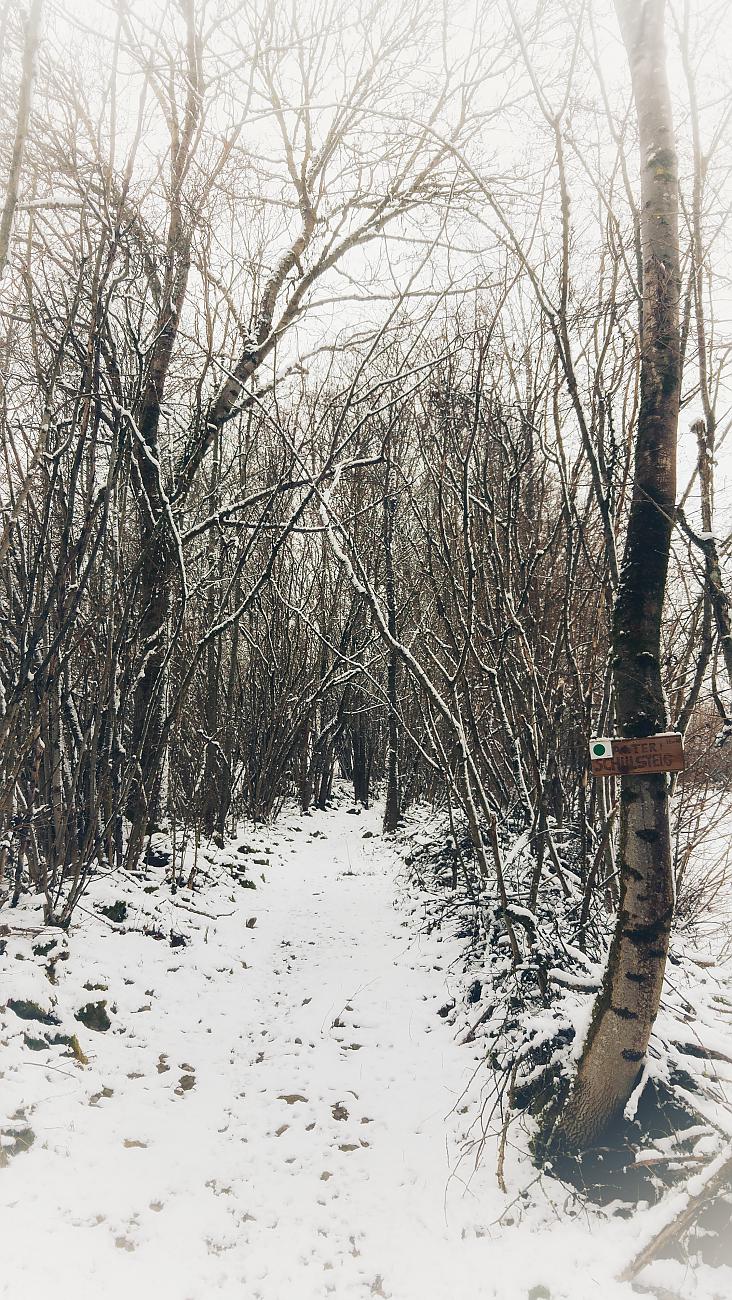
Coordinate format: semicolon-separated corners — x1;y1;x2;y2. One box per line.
546;0;681;1154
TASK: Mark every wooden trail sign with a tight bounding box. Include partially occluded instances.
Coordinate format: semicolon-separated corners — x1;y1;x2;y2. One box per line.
590;732;684;777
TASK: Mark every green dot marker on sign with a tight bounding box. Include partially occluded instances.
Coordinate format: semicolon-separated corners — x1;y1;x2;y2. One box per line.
593;743;606;757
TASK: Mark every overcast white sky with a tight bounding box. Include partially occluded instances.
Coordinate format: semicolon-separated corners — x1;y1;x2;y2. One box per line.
4;0;732;529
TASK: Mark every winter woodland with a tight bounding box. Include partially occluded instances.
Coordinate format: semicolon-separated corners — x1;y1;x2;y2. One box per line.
1;0;732;1297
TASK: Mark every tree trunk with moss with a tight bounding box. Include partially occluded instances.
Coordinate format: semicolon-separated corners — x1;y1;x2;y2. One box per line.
545;0;681;1155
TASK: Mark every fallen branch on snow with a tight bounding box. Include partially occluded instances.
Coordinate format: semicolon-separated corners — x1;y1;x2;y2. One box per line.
619;1144;732;1281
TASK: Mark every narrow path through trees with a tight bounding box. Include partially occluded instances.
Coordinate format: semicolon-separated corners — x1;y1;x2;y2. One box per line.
0;799;706;1300
1;802;488;1300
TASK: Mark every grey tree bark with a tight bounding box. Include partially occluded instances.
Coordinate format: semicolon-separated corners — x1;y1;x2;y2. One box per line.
383;453;401;833
545;0;681;1155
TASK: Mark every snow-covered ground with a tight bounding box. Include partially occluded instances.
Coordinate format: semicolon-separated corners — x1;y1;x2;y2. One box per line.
1;795;730;1300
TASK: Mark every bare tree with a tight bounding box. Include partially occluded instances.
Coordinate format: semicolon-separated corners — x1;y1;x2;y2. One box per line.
0;0;43;278
544;0;682;1155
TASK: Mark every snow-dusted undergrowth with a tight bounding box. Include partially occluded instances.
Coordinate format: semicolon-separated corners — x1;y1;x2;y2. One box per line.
0;789;730;1300
399;801;732;1292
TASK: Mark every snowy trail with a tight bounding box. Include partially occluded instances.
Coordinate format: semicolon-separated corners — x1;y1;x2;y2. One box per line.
0;798;664;1300
0;800;486;1300
226;803;479;1300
